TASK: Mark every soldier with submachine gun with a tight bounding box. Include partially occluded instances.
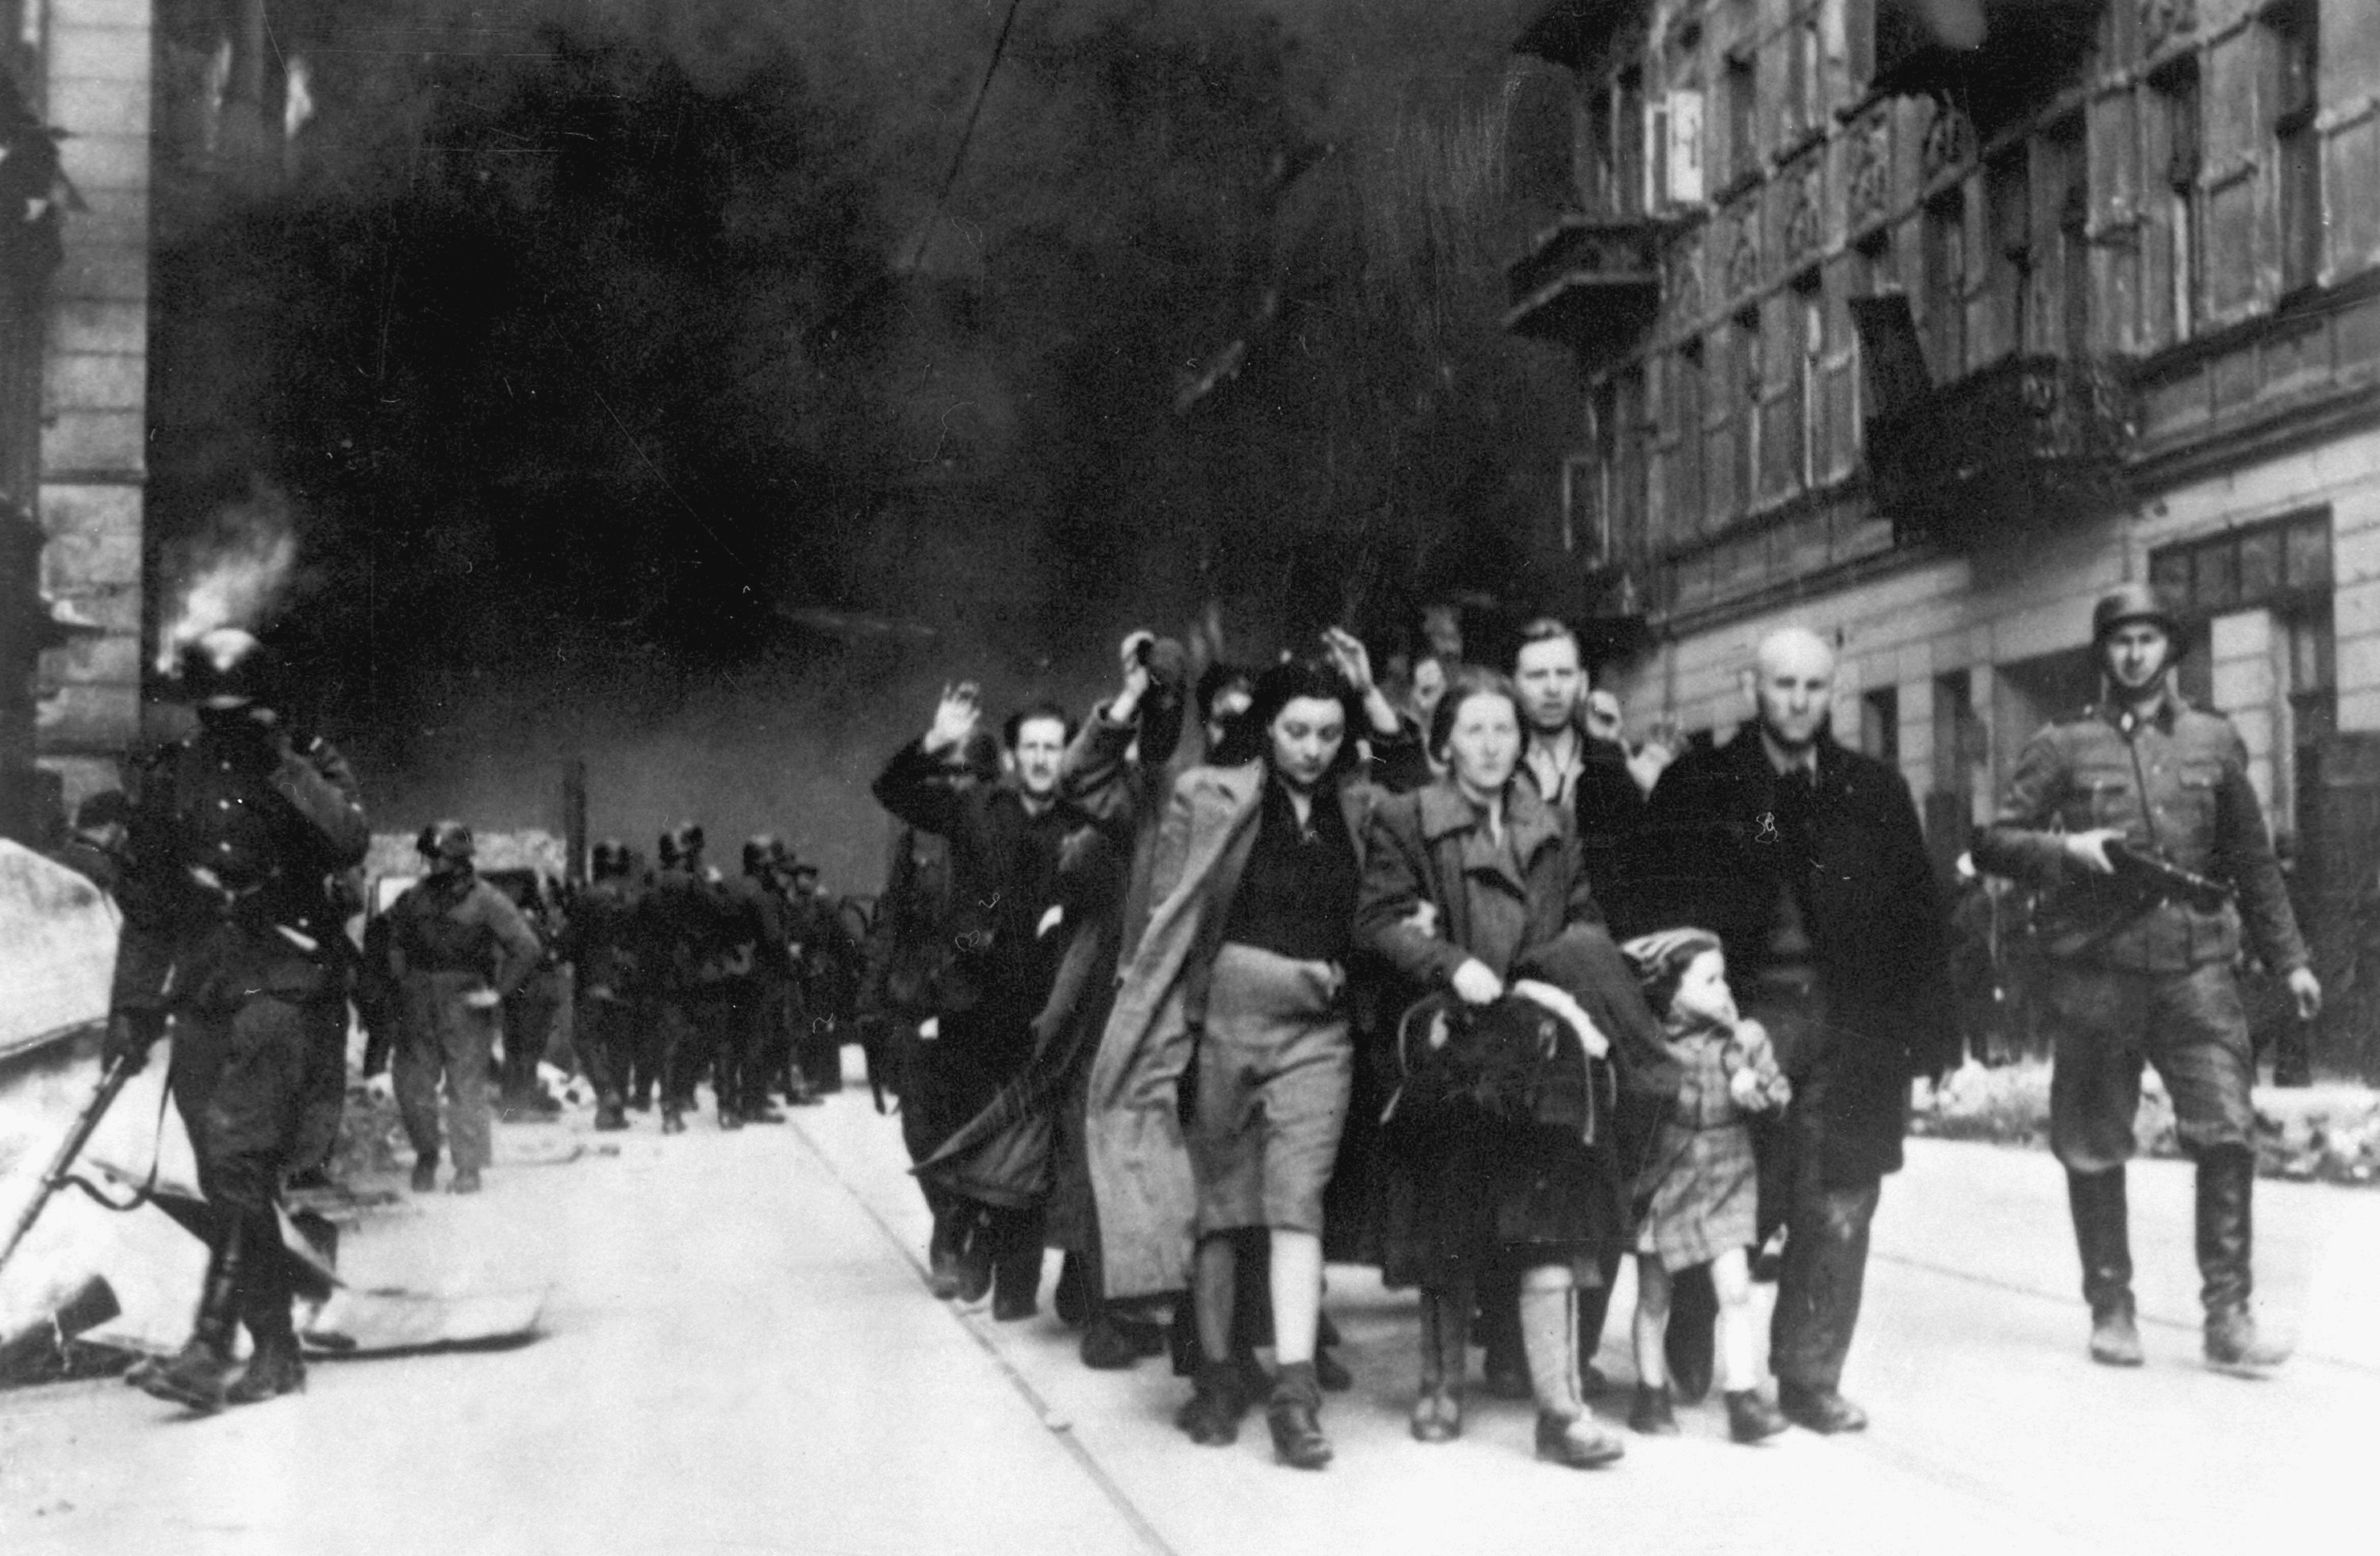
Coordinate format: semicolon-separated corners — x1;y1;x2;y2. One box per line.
1975;584;2320;1377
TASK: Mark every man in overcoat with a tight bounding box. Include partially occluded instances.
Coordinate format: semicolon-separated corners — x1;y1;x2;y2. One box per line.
874;688;1086;1319
1632;626;1956;1432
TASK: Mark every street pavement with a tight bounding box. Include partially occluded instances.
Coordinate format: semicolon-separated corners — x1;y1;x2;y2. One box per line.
2;1067;2374;1556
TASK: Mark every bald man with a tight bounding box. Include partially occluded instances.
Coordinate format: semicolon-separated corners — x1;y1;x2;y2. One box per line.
1631;627;1956;1433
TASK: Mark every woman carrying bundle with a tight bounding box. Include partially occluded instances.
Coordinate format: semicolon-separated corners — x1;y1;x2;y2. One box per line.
1355;667;1678;1467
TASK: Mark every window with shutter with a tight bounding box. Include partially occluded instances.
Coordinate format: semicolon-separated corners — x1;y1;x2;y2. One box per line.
1984;150;2031;361
2145;56;2202;345
1614;365;1649;564
1726;53;1757;188
2087;90;2140;354
1758;293;1800;505
2043;114;2091;359
1704;325;1739;532
1922;191;1966;378
2267;0;2320;293
2200;28;2269;325
1618;68;1648;218
1666;341;1706;546
1825;248;1868;478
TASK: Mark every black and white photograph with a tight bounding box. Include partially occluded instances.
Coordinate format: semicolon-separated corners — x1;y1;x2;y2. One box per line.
1;1;2375;1551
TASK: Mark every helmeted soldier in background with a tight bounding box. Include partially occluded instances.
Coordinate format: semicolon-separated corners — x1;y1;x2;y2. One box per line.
782;855;857;1097
562;838;644;1131
384;821;542;1195
643;820;738;1133
751;836;822;1108
1976;583;2319;1374
496;871;568;1120
104;628;370;1412
715;834;785;1126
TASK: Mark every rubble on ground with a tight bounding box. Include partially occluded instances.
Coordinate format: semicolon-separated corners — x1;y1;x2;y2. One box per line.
1913;1059;2380;1187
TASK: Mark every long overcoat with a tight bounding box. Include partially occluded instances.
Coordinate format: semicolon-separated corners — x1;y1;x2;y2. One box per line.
1085;759;1386;1301
1630;729;1956;1185
1355;779;1680;1285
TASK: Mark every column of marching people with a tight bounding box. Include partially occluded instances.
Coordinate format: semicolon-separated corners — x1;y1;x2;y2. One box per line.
90;586;2312;1427
855;597;2309;1473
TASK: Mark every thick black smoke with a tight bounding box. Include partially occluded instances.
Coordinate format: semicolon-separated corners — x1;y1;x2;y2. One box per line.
147;1;1576;883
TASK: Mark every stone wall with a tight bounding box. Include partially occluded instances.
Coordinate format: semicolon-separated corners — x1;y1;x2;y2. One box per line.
34;0;149;813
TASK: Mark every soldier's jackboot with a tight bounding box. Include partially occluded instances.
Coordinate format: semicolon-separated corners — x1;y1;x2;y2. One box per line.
228;1217;306;1405
2067;1167;2143;1366
139;1216;251;1413
2198;1147;2290;1371
593;1093;628;1131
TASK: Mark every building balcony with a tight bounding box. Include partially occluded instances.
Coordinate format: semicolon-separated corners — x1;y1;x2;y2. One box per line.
1503;214;1664;371
1864;354;2136;549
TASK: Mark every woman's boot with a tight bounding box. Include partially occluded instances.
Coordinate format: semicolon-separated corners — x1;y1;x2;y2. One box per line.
1522;1276;1624;1469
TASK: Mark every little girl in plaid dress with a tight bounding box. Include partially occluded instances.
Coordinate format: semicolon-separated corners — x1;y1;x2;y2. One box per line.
1621;928;1792;1444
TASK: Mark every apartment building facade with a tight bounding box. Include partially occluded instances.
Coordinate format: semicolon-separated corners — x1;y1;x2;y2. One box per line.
1513;0;2378;901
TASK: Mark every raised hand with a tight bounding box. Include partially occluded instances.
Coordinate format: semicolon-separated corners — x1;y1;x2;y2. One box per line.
923;681;982;755
1320;626;1375;697
1115;631;1156;718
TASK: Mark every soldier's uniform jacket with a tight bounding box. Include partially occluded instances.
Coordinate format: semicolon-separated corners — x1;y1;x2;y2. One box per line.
639;863;741;991
382;869;543;998
1975;684;2308;974
112;724;370;1016
559;877;643;1003
717;873;782;985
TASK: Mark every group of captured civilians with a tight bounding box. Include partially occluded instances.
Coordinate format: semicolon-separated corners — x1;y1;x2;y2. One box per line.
867;617;1916;1472
86;586;2306;1433
867;588;2314;1472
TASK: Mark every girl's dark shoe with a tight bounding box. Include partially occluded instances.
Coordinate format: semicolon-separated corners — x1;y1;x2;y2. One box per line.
1725;1389;1789;1443
1629;1382;1679;1435
1314;1344;1353;1393
1177;1362;1245;1447
1408;1387;1461;1443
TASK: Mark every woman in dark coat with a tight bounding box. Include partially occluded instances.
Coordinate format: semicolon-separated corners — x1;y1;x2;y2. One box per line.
1356;667;1676;1469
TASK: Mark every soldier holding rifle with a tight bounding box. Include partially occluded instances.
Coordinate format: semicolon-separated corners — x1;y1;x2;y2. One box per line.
1975;583;2320;1374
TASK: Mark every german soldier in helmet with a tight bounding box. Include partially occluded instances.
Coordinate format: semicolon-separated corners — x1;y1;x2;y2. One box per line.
560;838;644;1130
1975;582;2319;1373
106;627;370;1412
382;820;542;1195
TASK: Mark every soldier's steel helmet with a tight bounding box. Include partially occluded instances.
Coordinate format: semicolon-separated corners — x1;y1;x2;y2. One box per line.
176;627;284;710
743;833;782;875
590;838;631;878
2092;582;2184;646
416;820;474;862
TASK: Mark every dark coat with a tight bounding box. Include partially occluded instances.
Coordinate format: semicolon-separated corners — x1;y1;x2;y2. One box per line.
1355;778;1679;1289
1630;728;1956;1184
113;726;370;1017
